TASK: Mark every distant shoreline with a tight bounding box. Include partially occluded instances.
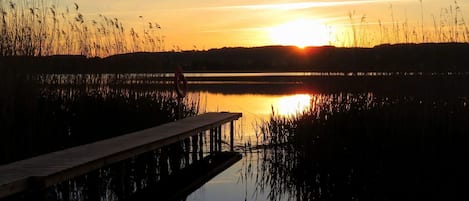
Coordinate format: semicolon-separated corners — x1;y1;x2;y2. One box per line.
1;43;469;74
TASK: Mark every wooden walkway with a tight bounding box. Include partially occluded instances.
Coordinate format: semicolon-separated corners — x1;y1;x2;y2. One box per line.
0;112;242;199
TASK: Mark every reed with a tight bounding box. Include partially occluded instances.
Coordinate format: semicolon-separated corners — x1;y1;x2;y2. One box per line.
2;1;468;56
258;93;469;200
0;74;199;165
1;72;206;200
0;67;39;164
337;1;469;47
0;0;164;57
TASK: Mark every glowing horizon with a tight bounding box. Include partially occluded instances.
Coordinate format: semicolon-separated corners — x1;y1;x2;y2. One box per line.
2;0;468;54
104;0;468;50
197;0;389;11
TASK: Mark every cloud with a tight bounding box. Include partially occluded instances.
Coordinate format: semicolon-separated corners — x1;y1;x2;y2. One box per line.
201;27;268;33
199;0;399;11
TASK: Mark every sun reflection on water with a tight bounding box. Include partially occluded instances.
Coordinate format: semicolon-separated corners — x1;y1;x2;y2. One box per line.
275;94;312;116
197;92;314;145
199;92;313;118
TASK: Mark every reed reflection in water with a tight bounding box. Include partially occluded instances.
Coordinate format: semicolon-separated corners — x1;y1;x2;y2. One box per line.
4;72;469;200
2;73;210;200
189;91;469;201
255;93;469;201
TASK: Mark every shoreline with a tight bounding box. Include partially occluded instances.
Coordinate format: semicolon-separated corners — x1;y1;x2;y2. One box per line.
1;43;468;74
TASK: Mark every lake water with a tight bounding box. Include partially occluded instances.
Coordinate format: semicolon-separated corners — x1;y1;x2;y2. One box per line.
4;72;469;200
186;91;314;200
181;73;469;201
182;89;310;201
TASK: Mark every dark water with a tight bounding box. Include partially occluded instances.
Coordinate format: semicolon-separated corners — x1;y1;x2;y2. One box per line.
1;73;203;201
188;90;469;201
2;73;469;201
258;93;469;201
184;74;469;201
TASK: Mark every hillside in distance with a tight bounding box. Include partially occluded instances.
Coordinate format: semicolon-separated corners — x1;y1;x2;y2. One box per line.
1;43;469;73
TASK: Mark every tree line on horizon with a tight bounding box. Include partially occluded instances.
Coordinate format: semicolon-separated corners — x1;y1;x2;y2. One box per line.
2;43;469;73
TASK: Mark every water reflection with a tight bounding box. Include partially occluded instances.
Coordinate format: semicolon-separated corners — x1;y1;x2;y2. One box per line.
276;94;311;116
4;73;469;201
197;92;315;147
189;91;469;201
262;93;469;200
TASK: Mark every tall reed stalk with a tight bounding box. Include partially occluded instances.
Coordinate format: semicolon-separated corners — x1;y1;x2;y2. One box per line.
257;93;469;201
337;1;468;47
0;0;165;57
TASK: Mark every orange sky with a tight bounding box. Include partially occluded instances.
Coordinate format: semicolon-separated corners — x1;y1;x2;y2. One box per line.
71;0;468;50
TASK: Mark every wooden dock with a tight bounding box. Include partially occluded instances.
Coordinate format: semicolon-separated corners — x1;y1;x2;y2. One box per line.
0;112;242;199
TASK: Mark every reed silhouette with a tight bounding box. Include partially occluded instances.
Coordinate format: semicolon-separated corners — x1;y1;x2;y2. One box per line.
0;1;164;57
0;74;199;165
1;73;207;201
1;0;467;58
259;93;469;201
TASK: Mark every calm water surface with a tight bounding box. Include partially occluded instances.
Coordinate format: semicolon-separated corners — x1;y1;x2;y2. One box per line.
183;74;469;201
190;91;310;201
8;73;468;201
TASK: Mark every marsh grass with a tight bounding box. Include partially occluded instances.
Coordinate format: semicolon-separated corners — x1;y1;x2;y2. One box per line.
0;72;208;201
1;0;468;56
259;93;469;200
0;0;164;57
335;1;469;47
0;74;199;165
0;68;39;164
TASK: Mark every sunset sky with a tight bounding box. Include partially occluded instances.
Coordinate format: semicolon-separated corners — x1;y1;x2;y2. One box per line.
69;0;467;50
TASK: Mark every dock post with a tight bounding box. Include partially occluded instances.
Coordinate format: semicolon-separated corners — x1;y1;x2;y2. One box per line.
213;128;217;152
217;126;222;151
209;128;214;154
86;171;100;200
191;135;199;162
184;138;191;167
230;121;234;152
160;147;169;179
0;112;242;199
111;161;127;199
198;132;204;159
147;151;158;187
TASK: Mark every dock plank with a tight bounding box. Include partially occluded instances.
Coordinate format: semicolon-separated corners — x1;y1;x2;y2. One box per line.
0;112;242;198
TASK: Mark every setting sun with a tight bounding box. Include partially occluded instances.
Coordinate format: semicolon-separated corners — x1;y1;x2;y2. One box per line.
268;19;331;48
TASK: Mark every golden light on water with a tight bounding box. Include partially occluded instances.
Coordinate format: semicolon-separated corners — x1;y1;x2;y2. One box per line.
268;19;331;48
275;94;312;116
200;92;312;117
198;92;313;143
